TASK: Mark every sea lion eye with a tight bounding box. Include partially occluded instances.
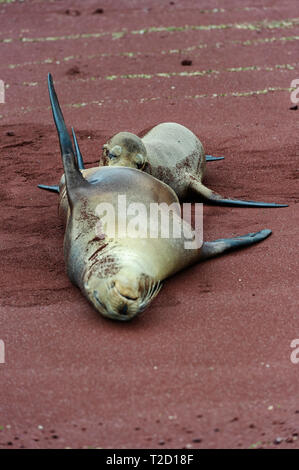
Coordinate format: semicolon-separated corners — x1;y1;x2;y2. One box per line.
135;154;145;169
111;145;122;157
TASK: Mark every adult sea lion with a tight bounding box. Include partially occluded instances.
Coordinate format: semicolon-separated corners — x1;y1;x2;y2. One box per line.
40;74;272;322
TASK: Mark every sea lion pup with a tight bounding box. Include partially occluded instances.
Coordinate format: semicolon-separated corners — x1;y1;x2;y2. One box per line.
41;73;272;322
102;123;287;207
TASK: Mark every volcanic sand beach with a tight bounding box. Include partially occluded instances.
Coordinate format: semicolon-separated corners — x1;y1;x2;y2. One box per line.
0;0;298;448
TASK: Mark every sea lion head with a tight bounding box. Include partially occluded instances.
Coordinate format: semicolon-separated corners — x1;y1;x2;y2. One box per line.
83;253;161;321
102;132;147;171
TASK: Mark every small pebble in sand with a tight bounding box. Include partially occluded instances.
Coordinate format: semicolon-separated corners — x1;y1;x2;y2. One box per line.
65;9;81;16
273;437;283;444
93;8;104;14
67;66;80;76
181;59;192;66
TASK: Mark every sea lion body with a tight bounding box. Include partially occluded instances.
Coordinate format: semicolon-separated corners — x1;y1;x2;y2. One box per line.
103;122;287;207
141;123;206;199
59;163;271;322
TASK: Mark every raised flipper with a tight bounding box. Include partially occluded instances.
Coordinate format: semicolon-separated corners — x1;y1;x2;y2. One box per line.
37;123;85;195
205;155;224;162
200;229;272;261
72;127;85;170
47;73;90;204
189;177;288;208
37;184;60;194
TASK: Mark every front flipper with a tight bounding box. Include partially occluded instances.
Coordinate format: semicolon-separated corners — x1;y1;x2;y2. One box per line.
200;229;272;261
205;155;224;162
37;184;60;194
189;177;288;208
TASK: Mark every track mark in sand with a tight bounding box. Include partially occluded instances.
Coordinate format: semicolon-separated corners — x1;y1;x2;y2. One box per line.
0;18;298;44
2;35;299;72
15;61;299;88
1;139;33;149
104;62;299;81
1;86;296;121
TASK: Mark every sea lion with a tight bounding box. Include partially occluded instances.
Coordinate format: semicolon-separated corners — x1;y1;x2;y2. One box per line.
40;73;272;322
38;83;287;208
101;124;287;207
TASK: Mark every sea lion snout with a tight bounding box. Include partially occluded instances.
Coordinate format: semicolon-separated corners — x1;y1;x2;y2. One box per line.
84;267;161;321
114;279;139;301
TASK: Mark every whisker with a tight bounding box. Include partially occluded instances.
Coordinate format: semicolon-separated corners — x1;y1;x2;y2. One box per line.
139;279;163;312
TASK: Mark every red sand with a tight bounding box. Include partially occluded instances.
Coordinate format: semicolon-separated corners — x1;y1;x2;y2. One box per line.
0;0;298;449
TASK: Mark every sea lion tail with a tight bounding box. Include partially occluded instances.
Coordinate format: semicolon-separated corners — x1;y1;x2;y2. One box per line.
47;73;89;202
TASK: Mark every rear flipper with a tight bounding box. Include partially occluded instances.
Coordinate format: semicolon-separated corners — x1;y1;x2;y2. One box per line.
71;127;85;170
205;155;224;162
38;82;86;196
189;177;288;208
47;73;89;205
200;229;272;261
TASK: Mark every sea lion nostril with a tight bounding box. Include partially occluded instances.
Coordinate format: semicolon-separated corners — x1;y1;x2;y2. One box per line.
122;294;138;301
119;304;128;315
